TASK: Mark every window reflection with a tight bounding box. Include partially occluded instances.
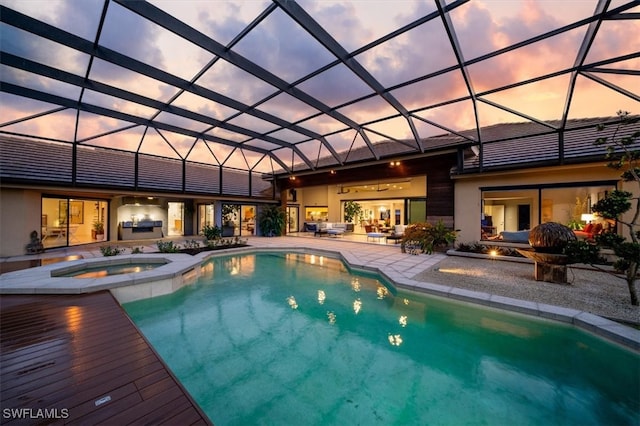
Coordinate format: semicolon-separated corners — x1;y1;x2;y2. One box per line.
351;278;361;292
376;286;389;300
353;299;362;315
388;334;403;346
399;315;408;327
286;296;298;310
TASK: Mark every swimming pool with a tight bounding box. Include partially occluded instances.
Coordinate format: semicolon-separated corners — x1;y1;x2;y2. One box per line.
124;252;639;425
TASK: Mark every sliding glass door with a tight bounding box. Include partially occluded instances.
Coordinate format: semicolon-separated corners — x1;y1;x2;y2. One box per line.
41;197;108;248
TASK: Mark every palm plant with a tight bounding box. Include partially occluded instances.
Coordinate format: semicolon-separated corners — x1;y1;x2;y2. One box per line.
343;200;363;223
258;205;286;237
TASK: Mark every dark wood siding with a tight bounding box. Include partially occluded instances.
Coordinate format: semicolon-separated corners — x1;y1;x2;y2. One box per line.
426;153;455;227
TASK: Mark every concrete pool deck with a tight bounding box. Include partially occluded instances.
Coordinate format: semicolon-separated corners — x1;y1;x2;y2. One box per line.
1;235;639;351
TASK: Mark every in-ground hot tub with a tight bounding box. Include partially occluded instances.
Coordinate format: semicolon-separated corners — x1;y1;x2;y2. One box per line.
52;258;168;279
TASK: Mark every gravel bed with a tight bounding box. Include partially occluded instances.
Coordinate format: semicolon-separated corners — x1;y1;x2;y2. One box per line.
412;255;640;326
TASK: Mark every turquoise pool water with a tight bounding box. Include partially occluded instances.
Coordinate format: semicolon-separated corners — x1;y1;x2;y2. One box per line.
124;252;639;425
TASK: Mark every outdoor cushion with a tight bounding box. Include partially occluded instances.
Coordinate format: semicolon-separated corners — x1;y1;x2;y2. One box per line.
367;232;385;241
499;230;530;243
583;223;593;234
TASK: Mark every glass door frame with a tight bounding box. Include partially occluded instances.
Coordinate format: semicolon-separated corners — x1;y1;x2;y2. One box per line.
286;205;299;233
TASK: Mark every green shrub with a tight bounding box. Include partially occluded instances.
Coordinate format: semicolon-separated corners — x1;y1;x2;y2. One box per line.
156;241;181;253
100;245;124;256
401;220;458;254
564;240;607;265
183;239;201;249
130;246;143;254
456;242;473;252
202;224;222;240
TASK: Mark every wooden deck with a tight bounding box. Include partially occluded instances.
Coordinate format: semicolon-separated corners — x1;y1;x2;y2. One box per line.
0;291;212;425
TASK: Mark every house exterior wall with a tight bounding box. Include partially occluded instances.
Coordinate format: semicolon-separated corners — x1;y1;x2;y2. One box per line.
453;163;632;244
1;188;41;257
0;186;212;256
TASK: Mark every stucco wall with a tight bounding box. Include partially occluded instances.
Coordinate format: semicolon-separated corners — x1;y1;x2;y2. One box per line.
454;163;628;243
0;188;41;257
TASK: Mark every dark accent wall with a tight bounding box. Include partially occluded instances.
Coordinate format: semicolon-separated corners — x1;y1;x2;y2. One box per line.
426;154;456;228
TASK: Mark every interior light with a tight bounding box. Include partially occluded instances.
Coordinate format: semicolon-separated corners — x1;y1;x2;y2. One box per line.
581;213;595;222
330;170;336;175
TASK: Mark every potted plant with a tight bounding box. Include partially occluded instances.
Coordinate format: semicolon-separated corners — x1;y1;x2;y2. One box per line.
257;205;286;237
221;204;240;237
93;221;105;241
343;201;362;232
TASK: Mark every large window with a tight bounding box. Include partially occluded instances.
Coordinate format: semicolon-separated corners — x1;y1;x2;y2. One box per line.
482;189;537;237
222;204;241;237
407;198;426;224
304;207;328;222
198;203;215;235
167;202;184;236
481;182;616;240
241;205;256;236
346;199;406;232
42;197;108;248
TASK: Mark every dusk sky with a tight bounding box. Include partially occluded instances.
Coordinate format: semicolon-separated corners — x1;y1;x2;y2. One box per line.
1;0;638;173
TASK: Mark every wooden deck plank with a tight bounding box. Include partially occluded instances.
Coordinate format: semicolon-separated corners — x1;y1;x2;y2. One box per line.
0;292;212;425
1;351;163;402
95;385;185;425
1;351;158;408
1;334;155;394
161;403;205;426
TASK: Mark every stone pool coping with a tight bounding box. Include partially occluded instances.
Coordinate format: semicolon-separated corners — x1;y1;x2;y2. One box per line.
1;245;638;352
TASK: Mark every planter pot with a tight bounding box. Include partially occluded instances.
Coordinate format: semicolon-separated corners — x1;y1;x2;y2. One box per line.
95;234;105;241
221;226;235;237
